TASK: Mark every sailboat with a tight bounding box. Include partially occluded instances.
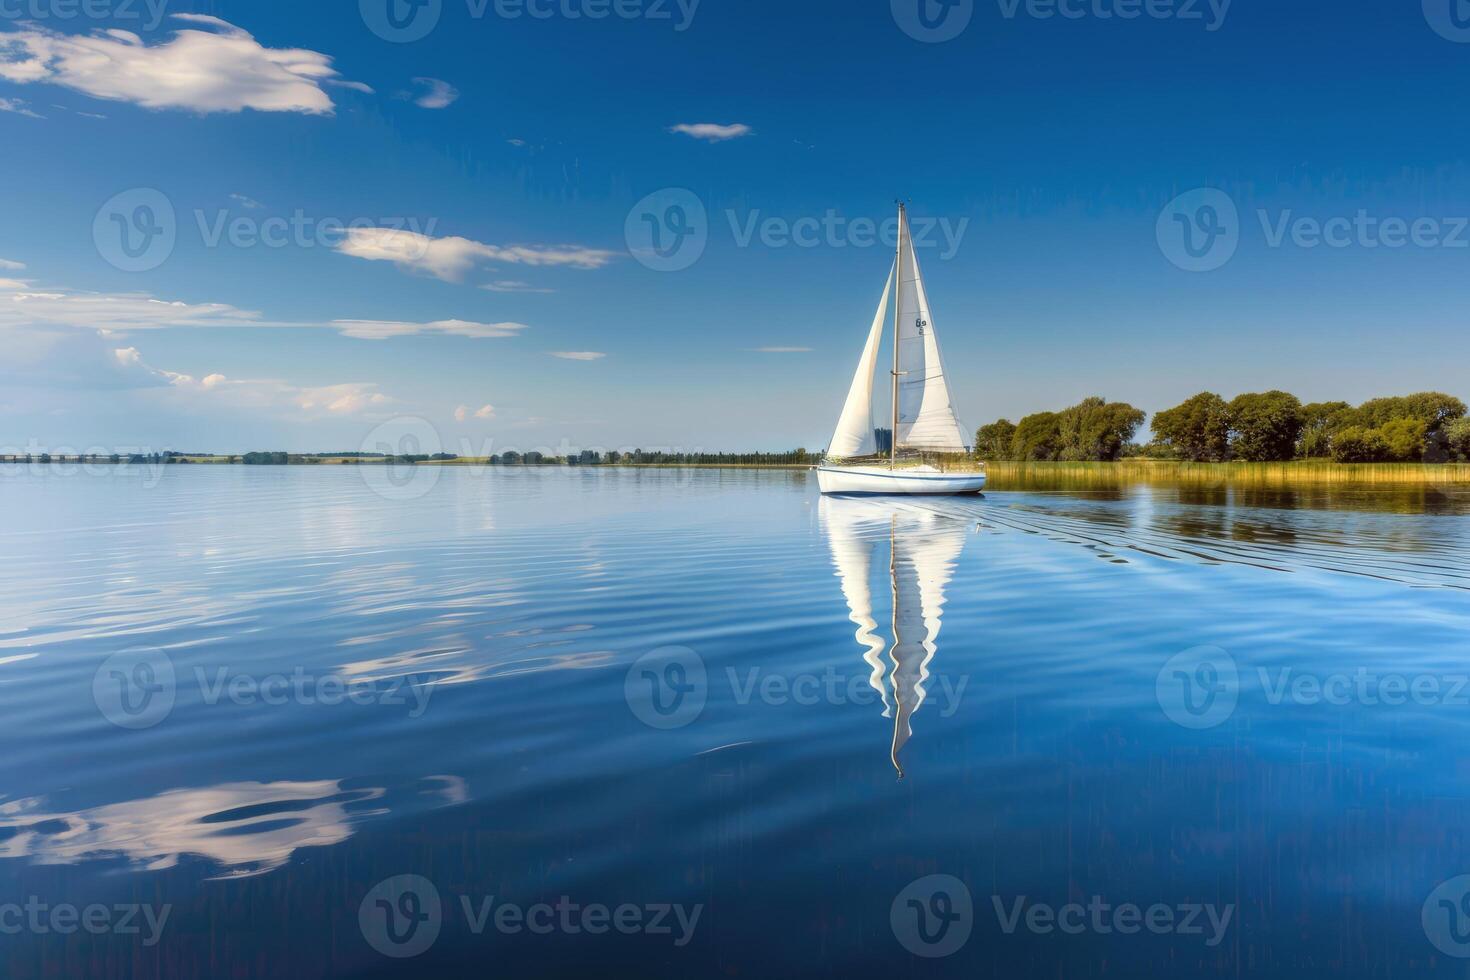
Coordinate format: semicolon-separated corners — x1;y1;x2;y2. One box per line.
817;203;986;496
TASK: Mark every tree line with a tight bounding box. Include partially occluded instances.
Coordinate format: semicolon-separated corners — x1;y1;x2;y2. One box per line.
975;392;1470;463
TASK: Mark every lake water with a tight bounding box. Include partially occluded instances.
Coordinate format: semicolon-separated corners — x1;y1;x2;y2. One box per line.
2;466;1470;977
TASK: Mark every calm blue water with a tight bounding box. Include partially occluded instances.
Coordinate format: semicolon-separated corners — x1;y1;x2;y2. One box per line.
2;466;1469;978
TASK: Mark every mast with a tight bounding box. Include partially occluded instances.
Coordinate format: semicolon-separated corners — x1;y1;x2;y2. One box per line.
890;203;904;468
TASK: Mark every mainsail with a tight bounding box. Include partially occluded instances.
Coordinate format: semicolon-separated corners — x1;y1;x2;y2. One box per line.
824;206;968;460
826;263;894;458
895;213;968;452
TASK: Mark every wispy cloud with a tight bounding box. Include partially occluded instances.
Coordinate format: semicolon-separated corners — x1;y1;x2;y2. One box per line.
669;122;753;142
0;283;266;333
3;328;398;420
0;15;363;114
747;346;813;353
0;259;25;271
0;278;530;342
229;193;264;209
549;351;606;361
410;77;459;109
481;280;554;294
330;319;529;340
454;404;496;422
335;227;617;283
0;97;42;118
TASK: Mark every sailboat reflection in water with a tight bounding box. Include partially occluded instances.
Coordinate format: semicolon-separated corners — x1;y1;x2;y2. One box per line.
819;497;970;777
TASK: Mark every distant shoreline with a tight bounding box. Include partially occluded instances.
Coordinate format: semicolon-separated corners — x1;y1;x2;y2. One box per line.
3;455;1469;484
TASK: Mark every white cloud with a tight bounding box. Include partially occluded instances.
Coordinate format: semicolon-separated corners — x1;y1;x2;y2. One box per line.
0;97;42;118
129;350;395;418
0;282;265;332
454;404;495;422
0;325;394;422
411;77;459;109
229;193;264;209
330;319;529;341
0;259;24;270
747;346;813;353
669;122;753;142
507;138;527;147
549;351;606;361
0;15;363;114
0;279;530;342
335;227;617;283
481;280;554;294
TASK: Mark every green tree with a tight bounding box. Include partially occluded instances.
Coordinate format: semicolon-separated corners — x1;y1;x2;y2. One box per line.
1446;417;1470;461
1297;401;1352;458
1377;418;1430;461
975;419;1017;460
1354;392;1467;431
1228;390;1304;462
1011;412;1062;461
1056;397;1146;461
1332;427;1389;463
1150;392;1231;462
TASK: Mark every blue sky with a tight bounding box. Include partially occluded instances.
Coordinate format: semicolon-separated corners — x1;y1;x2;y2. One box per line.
2;0;1469;454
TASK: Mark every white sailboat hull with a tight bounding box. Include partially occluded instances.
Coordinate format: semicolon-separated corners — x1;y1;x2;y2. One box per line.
817;465;986;496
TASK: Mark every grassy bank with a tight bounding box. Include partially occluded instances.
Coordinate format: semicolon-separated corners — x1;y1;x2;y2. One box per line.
983;459;1470;489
